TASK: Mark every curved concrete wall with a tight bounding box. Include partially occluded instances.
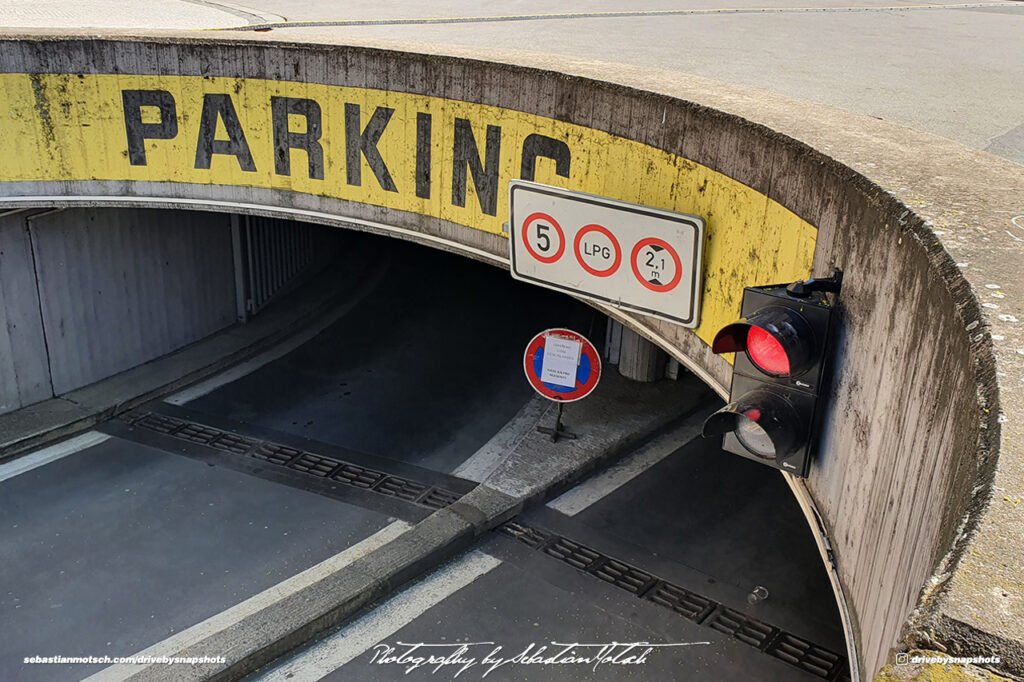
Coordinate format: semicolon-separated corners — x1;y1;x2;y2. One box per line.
1;34;1018;679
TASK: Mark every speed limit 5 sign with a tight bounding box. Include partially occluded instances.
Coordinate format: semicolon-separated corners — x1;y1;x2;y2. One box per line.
508;180;705;327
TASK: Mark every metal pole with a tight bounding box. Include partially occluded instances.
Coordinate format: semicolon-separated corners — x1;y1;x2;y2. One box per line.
537;400;577;442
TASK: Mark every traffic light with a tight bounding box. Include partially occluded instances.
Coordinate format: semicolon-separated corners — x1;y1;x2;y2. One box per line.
702;271;842;477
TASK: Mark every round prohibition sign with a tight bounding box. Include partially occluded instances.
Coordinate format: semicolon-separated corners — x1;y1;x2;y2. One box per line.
573;224;622;277
523;329;601;403
630;237;683;293
522;212;566;264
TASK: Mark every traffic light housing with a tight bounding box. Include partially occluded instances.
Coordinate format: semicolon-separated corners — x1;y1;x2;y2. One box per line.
702;272;841;477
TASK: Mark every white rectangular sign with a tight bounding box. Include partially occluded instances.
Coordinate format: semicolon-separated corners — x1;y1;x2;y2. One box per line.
540;335;582;388
508;181;705;327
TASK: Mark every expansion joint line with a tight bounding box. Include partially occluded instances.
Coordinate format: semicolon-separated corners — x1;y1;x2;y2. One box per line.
215;3;1008;31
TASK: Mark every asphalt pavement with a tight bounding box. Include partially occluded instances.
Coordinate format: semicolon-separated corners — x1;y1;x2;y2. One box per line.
183;241;598;474
253;421;847;682
0;435;394;682
0;236;848;681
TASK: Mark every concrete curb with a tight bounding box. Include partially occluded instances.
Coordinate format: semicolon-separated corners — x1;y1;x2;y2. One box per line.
149;492;516;682
120;373;711;682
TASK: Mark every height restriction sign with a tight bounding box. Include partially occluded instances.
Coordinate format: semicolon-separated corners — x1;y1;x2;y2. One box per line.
509;180;705;327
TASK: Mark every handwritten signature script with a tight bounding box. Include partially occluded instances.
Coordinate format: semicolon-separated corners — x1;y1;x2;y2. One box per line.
367;640;710;677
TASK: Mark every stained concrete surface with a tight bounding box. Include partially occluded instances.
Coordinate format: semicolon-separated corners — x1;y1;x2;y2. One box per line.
0;436;392;682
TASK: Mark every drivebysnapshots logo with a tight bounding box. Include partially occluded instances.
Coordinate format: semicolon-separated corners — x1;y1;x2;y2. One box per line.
895;652;1001;666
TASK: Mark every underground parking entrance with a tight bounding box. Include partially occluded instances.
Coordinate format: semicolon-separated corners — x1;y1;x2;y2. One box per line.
0;205;848;681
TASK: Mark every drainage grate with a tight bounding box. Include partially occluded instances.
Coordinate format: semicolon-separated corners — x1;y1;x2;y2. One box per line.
593;558;657;596
134;413;185;434
767;632;846;680
646;581;716;622
175;423;223;445
291;453;341;478
126;410;464;511
418;488;463;510
252;442;302;466
706;606;777;649
498;522;550;549
499;521;848;680
374;475;428;502
209;433;257;455
544;537;602;571
333;463;387;489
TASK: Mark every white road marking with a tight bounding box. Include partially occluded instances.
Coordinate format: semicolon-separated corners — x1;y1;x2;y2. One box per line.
454;395;552;482
547;411;708;516
165;264;385;405
254;551;503;682
0;431;109;484
83;520;412;682
165;317;342;405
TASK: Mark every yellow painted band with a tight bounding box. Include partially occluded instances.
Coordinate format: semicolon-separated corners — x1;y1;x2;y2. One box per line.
0;72;815;344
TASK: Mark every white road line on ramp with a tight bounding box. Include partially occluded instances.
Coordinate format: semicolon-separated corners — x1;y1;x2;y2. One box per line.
166;261;387;406
182;0;286;24
454;395;552;482
83;520;412;682
0;431;109;484
253;550;503;682
546;411;708;516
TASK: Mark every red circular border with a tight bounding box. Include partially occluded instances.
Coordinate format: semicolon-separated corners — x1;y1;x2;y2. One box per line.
630;238;683;292
573;224;622;278
522;328;602;403
521;212;566;264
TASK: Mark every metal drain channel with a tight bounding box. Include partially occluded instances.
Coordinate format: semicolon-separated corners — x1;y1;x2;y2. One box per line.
499;521;849;681
125;411;463;511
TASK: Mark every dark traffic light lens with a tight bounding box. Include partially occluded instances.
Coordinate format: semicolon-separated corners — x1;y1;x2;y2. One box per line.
736;414;774;458
746;326;790;376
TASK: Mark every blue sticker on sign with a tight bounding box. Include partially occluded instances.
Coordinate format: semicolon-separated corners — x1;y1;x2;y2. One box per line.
534;347;592;393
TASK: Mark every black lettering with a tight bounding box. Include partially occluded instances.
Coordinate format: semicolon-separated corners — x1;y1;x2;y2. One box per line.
452;118;501;216
271;96;324;180
415;112;431;199
345;104;397;192
536;223;551;252
194;94;256;172
520;133;570;181
122;89;177;166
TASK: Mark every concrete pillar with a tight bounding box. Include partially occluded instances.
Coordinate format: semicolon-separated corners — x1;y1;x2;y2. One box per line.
617;327;666;382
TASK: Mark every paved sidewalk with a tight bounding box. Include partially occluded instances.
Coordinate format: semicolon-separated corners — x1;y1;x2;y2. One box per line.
0;0;281;29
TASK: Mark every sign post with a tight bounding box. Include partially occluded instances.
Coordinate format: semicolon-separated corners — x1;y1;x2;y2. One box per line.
523;329;601;442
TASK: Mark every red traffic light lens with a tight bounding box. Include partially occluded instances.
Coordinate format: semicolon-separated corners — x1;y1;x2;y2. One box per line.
711;307;815;379
747;326;790;376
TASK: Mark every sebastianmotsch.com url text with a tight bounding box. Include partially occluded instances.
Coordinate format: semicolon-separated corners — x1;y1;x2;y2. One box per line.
24;655;226;665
